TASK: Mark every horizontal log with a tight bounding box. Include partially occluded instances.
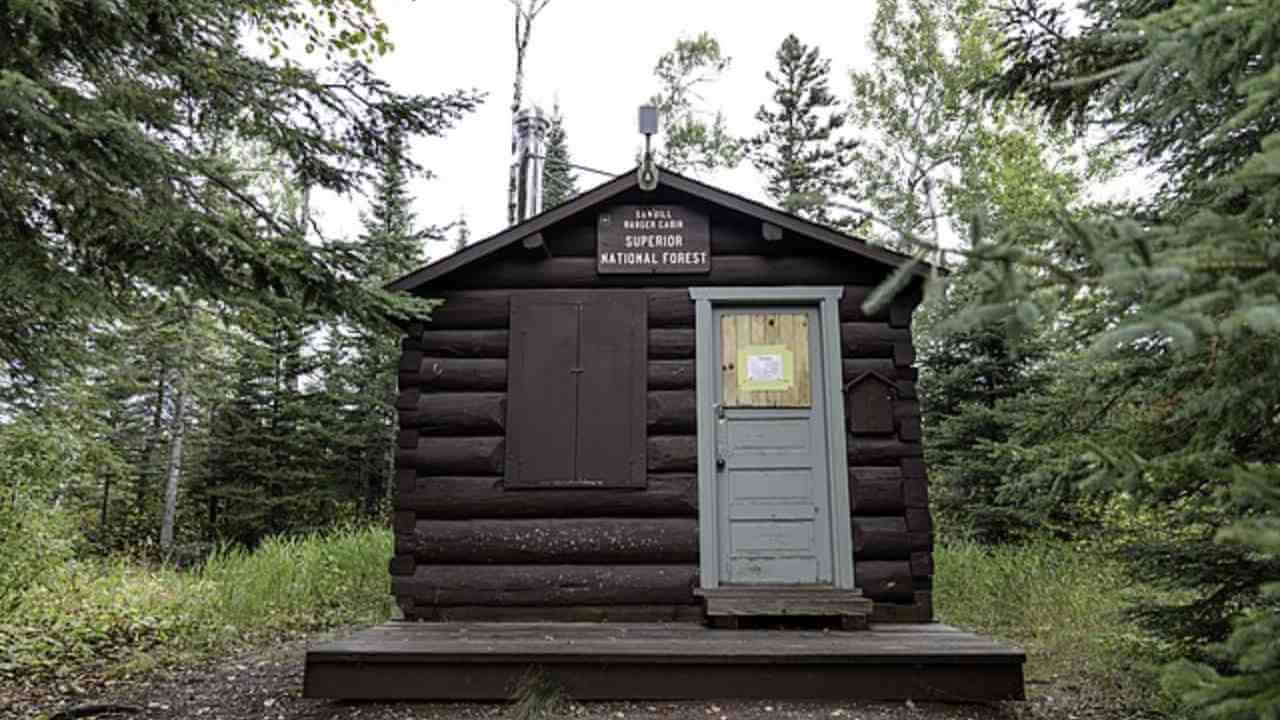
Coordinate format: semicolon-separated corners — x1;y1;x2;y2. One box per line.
911;551;934;578
900;457;927;478
648;391;696;434
869;592;932;623
568;434;929;475
890;303;914;329
404;330;508;358
418;289;697;330
398;437;504;475
400;356;508;391
410;287;916;331
893;400;921;419
648;290;696;328
650;328;694;359
405;604;704;623
842;359;917;382
396;387;419;410
389;555;415;576
903;476;929;509
393;510;415;533
847;438;924;466
905;508;933;533
401;436;705;479
433;255;886;290
396;518;698;564
848;467;905;514
899;417;923;442
893;342;915;368
396;475;698;518
423;291;510;329
837;286;892;323
647;286;904;329
840;323;912;358
648;435;698;473
399;392;506;435
649;360;695;389
855;560;913;602
391;564;698;606
852;517;911;560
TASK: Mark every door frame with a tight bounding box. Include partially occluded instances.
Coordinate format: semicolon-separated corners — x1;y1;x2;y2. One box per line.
689;286;854;590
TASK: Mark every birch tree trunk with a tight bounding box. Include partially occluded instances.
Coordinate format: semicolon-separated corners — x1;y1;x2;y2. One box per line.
159;367;187;551
137;360;167;512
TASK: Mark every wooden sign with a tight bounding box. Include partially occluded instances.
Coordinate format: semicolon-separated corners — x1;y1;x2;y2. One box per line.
597;205;710;274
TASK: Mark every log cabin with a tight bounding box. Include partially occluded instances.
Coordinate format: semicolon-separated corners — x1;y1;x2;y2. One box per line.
304;167;1025;702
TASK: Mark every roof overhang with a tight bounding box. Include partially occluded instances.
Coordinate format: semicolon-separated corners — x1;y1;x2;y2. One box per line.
386;166;937;294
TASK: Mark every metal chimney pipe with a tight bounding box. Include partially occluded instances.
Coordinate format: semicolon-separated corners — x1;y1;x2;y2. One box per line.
512;106;551;223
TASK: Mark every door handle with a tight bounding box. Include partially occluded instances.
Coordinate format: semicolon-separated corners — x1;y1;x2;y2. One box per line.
715;456;726;470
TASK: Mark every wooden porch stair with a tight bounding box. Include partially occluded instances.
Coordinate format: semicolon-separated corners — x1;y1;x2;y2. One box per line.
304;621;1025;702
695;585;874;629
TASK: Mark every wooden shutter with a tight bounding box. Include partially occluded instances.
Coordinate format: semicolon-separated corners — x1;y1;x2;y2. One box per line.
576;295;647;488
506;292;646;488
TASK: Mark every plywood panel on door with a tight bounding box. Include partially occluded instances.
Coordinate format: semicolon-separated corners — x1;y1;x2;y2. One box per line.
720;312;811;408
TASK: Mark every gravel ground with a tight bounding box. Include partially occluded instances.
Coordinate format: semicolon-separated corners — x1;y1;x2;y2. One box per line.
1;630;1160;720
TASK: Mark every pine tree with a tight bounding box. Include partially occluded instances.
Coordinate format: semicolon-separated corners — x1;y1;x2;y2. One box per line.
542;104;579;209
360;131;425;280
0;0;479;390
349;130;430;517
749;35;858;230
959;0;1280;711
454;214;471;253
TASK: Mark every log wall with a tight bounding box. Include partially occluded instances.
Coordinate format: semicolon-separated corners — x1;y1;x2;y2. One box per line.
392;208;933;622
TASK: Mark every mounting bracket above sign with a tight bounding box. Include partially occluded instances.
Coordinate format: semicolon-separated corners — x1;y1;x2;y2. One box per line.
597;204;711;274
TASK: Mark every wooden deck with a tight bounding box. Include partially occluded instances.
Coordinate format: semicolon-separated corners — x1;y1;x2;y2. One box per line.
304;622;1025;702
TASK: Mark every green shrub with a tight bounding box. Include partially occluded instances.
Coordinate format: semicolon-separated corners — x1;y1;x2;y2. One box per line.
0;524;393;679
934;539;1174;710
0;507;76;616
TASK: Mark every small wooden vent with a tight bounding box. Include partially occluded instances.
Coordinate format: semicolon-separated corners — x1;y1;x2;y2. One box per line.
845;371;897;435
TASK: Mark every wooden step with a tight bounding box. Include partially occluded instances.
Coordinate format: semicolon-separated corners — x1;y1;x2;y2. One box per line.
695;585;874;625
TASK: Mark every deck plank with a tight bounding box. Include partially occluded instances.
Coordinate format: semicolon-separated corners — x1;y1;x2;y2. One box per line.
304;621;1025;701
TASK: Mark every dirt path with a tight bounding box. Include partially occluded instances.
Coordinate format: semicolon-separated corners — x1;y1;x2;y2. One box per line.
1;630;1153;720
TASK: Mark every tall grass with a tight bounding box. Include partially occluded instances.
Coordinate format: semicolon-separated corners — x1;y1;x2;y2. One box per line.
0;525;393;679
935;539;1173;710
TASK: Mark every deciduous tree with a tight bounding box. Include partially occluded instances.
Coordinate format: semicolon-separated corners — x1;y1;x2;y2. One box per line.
649;33;743;174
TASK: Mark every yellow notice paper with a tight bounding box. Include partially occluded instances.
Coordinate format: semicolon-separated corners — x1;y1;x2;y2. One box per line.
737;345;794;392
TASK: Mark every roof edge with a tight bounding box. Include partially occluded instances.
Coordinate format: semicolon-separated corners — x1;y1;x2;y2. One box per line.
387;166;939;294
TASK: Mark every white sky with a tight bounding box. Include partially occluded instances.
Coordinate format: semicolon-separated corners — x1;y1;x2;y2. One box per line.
317;0;879;259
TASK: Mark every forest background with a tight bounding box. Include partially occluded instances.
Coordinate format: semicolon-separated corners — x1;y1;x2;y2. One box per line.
2;0;1278;717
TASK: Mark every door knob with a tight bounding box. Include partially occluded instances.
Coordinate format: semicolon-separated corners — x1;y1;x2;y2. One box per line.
715;456;726;470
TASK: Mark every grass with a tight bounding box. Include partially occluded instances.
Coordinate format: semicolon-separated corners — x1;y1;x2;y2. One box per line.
0;524;393;680
509;667;568;720
934;538;1176;712
3;522;1179;716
